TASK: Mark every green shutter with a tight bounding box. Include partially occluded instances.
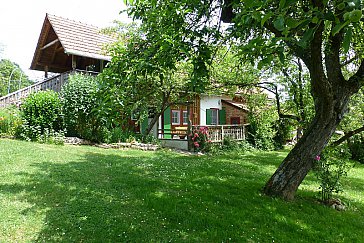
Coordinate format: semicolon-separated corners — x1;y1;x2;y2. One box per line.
164;107;171;138
206;109;212;125
219;109;226;125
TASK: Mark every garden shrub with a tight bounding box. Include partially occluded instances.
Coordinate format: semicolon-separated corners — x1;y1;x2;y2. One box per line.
348;134;364;164
190;126;211;152
246;94;278;151
103;127;142;144
60;73;104;142
247;112;276;151
313;146;353;203
17;90;63;141
273;118;294;149
0;105;22;136
221;137;240;151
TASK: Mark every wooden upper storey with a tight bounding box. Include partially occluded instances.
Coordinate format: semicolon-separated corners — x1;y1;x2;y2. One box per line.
30;14;116;73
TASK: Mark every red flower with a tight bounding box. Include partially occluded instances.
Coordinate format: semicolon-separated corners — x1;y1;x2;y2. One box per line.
315;155;321;161
194;142;200;147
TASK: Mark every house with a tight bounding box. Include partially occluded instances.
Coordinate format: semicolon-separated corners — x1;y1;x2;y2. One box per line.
160;94;248;130
0;13;249;151
31;13;115;76
155;94;249;150
0;13;115;107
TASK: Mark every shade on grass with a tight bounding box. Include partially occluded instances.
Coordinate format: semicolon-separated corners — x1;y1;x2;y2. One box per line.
0;139;363;242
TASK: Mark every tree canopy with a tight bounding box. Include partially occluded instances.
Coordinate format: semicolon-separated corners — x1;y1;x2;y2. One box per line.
121;0;364;199
0;59;33;97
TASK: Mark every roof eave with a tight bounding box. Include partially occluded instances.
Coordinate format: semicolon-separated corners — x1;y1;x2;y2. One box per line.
64;49;111;61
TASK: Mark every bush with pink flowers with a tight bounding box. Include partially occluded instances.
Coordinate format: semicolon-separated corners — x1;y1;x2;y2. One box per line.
190;126;211;152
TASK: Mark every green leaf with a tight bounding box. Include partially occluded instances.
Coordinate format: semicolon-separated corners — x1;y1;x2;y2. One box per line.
273;16;285;31
298;28;316;47
279;0;286;9
332;20;350;36
342;27;352;53
337;2;346;10
323;12;336;21
261;13;273;27
278;48;285;64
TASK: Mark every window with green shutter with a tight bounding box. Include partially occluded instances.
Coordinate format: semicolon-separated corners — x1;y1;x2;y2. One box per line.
219;109;226;125
163;107;171;138
206;109;212;125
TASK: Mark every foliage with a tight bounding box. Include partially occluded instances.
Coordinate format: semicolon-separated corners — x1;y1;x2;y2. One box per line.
349;134;364;163
18;90;63;141
1;138;364;242
313;146;353;203
208;48;262;95
15;122;65;145
0;59;33;96
60;73;104;142
100;22;193;135
246;93;278;150
273;118;294;149
102;127;141;144
190;126;211;152
0;105;21;136
123;0;364;199
337;88;364;162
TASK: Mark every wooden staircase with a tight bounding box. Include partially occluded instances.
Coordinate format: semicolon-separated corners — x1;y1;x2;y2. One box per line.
0;70;98;108
0;72;70;108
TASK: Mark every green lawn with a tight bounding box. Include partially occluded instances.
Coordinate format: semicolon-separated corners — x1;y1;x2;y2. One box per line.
0;139;363;242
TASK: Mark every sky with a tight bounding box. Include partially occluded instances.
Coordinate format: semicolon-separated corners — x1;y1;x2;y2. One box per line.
0;0;130;81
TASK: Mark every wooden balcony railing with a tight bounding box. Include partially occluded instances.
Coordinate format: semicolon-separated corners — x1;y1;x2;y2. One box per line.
158;124;248;142
0;70;98;108
191;125;248;142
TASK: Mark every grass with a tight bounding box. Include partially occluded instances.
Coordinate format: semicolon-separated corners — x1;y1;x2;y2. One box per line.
0;138;363;242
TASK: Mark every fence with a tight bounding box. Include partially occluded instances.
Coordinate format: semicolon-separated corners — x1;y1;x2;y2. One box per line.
191;125;247;142
0;70;98;108
158;124;247;142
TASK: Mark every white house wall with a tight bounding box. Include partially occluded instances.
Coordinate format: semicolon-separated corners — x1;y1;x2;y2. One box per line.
199;95;222;125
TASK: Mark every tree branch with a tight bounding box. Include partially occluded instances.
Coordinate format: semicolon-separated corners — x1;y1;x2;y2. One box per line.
347;60;364;94
341;55;358;67
331;125;364;147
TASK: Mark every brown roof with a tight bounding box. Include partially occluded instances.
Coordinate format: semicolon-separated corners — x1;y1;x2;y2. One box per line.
30;13;116;73
222;99;249;112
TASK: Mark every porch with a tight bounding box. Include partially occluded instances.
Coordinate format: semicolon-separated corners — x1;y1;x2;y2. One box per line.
158;124;248;151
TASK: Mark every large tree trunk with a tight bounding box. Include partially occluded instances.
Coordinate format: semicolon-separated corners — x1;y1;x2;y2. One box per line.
263;87;352;200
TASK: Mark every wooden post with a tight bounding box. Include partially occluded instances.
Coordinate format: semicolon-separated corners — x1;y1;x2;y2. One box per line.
187;103;192;151
45;65;49;79
243;125;245;140
221;125;224;142
72;55;77;70
100;60;104;72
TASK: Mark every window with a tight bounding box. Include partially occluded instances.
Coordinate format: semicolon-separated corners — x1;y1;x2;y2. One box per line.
211;109;218;125
230;117;240;125
172;110;180;125
183;111;188;125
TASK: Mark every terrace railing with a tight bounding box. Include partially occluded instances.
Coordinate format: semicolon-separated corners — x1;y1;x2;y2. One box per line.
192;125;248;142
158;124;248;142
0;70;98;108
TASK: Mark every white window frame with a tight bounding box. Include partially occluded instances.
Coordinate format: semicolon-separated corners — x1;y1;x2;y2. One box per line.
182;111;188;125
171;110;181;125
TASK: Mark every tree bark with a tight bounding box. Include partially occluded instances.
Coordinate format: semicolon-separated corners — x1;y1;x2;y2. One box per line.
263;17;361;200
263;91;351;200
